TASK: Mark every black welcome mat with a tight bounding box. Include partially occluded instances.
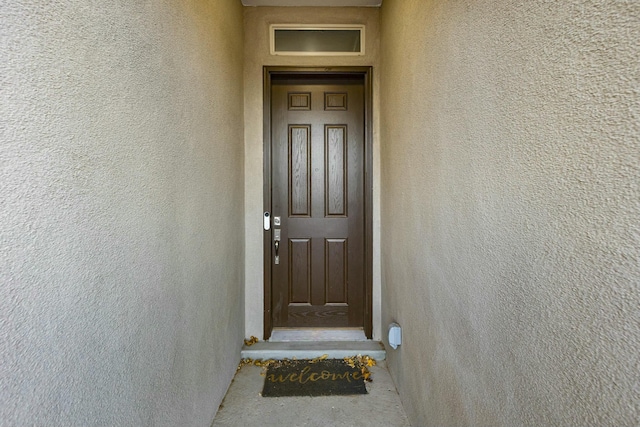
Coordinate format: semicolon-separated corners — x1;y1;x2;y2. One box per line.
262;359;368;397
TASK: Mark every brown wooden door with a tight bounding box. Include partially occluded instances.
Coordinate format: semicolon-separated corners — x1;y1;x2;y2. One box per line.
269;74;365;330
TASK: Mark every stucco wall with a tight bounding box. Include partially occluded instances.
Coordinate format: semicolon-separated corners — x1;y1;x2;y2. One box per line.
380;1;639;426
1;1;244;425
243;7;381;339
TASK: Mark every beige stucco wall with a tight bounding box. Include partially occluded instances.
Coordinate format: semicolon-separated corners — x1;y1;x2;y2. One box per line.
1;1;244;425
380;1;639;426
243;7;381;339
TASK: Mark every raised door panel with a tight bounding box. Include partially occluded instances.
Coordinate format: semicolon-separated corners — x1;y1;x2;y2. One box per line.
325;238;348;304
325;125;347;217
288;125;311;217
288;239;311;303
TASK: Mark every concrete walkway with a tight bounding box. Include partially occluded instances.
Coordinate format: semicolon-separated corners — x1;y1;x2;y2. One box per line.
212;361;411;427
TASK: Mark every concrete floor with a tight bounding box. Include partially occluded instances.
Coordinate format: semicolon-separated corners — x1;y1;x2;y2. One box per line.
212;361;411;427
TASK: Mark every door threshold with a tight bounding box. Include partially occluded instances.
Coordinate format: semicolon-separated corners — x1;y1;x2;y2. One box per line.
269;328;367;342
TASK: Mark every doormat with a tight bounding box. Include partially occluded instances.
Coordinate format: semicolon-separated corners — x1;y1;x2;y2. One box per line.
262;359;368;397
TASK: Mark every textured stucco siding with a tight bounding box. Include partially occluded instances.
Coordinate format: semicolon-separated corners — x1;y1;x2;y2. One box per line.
1;1;244;425
380;1;639;426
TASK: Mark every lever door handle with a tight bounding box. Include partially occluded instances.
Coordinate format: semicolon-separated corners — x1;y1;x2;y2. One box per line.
274;240;280;265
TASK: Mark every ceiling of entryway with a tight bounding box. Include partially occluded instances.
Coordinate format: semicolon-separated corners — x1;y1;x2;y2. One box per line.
242;0;381;6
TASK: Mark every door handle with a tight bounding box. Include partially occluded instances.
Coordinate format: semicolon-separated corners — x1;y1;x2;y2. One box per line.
274;240;279;256
274;240;280;265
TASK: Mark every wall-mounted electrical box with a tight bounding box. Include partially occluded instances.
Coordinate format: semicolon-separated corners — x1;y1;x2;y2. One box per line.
388;322;402;349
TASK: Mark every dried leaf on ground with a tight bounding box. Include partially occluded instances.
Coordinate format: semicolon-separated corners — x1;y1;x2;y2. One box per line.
244;336;259;346
309;354;329;364
343;354;376;382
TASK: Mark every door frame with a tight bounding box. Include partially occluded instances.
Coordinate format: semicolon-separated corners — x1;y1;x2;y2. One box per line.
263;66;373;340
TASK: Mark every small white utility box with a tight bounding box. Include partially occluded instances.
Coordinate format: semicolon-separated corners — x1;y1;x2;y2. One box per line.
388;322;402;349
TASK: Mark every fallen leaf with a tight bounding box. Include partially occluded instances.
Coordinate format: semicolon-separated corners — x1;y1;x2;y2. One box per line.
310;354;329;363
244;336;259;346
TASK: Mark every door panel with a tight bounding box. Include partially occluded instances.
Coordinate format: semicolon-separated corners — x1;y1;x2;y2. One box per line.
326;125;347;216
289;126;311;216
270;74;365;330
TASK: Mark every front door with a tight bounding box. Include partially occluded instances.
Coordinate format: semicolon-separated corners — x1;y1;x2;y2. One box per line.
265;69;371;338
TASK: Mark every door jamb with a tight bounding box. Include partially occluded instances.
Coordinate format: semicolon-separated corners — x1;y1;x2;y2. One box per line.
263;66;373;340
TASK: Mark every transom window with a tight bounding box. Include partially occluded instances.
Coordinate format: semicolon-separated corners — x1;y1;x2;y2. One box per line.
270;25;365;56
